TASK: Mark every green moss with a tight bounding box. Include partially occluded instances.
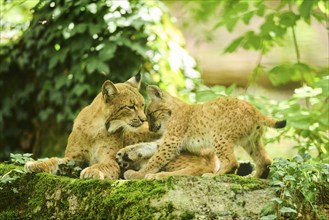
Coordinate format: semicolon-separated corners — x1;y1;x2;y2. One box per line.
0;163;23;175
0;164;178;219
220;174;269;191
180;210;195;220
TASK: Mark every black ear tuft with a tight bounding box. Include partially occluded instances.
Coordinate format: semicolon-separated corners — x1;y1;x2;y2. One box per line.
126;67;142;89
135;65;142;82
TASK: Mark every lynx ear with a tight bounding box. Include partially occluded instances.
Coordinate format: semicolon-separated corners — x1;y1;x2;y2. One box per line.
126;67;142;89
147;85;163;100
102;80;118;102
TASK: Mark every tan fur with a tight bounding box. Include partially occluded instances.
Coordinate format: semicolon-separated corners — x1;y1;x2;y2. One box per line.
116;137;220;179
25;74;146;179
117;114;220;179
124;85;286;179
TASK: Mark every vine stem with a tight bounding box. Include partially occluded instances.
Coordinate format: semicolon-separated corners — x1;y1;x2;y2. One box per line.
245;41;264;93
289;4;301;64
289;3;311;108
291;25;301;64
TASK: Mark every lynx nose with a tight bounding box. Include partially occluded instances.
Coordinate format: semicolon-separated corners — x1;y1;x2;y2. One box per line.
149;123;161;132
138;114;146;122
131;119;143;128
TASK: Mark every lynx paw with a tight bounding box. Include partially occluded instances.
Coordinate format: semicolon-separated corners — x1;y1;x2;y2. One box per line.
124;170;145;179
24;161;57;174
80;167;105;179
116;147;144;168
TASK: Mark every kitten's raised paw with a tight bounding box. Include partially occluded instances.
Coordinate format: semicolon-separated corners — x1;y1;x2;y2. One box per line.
116;147;143;168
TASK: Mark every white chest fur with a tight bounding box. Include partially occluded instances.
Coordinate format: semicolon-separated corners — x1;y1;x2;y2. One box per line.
182;136;213;154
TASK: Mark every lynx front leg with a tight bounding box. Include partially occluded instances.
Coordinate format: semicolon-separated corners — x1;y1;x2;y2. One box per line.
124;139;181;179
24;157;70;174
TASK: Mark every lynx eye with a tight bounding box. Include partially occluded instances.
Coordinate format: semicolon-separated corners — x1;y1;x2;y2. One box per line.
126;105;135;110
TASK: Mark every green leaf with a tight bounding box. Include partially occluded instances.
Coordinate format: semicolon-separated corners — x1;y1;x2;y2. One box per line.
299;0;314;23
255;3;265;16
241;31;262;50
89;24;102;35
75;23;87;33
86;57;99;74
293;63;314;85
269;179;285;187
99;44;117;61
271;197;283;204
283;175;296;181
224;37;244;53
242;11;254;24
279;11;300;27
226;17;238;32
96;61;110;74
55;75;68;90
49;56;59;69
260;214;277;220
279;207;297;214
195;90;218;103
225;84;236;95
261;14;287;38
268;64;293;85
72;84;90;96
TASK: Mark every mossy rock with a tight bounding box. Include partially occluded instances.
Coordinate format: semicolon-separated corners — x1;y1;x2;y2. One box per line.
1;163;276;219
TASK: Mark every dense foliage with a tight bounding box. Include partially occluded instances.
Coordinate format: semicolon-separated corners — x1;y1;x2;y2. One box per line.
0;0;198;160
262;155;329;219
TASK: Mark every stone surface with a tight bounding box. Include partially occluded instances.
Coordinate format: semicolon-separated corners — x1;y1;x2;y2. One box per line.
0;163;278;219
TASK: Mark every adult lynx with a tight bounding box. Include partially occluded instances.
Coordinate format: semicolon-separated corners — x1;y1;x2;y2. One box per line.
25;73;146;179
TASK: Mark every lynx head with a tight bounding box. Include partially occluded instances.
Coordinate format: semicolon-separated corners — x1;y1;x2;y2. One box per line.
101;70;146;133
145;85;172;133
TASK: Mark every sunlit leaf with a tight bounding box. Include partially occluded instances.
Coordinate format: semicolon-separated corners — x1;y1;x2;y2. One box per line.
279;11;300;27
299;0;314;23
242;11;254;24
224;36;243;53
226;17;238;32
279;207;297;214
195;90;218;103
268;64;294;85
260;214;276;220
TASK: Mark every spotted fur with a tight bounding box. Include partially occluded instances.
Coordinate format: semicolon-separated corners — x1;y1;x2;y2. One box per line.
25;73;146;179
124;85;286;179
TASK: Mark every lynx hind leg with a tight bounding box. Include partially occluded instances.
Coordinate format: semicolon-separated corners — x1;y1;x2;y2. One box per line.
147;152;220;180
215;141;239;175
242;138;272;179
116;141;159;169
24;157;69;174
